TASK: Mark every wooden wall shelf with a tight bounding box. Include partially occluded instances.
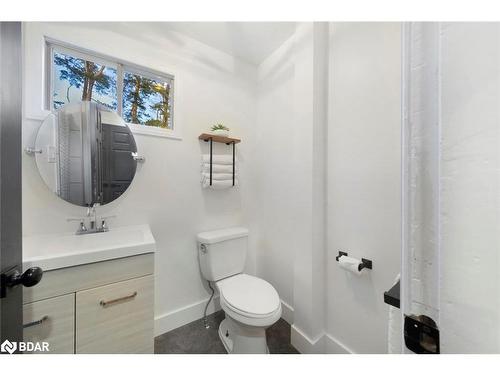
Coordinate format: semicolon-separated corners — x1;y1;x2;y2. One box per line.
198;133;241;144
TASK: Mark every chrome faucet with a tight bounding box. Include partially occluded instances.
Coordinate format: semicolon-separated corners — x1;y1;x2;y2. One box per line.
99;215;116;232
67;218;88;235
87;203;100;231
68;204;116;235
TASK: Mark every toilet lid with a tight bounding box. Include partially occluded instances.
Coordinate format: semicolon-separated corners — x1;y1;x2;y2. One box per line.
217;274;280;316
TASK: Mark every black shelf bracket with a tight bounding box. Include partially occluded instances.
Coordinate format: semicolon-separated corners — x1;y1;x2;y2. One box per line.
232;141;235;186
209;137;213;185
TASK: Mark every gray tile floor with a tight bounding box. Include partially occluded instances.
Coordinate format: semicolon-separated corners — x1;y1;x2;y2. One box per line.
155;310;299;354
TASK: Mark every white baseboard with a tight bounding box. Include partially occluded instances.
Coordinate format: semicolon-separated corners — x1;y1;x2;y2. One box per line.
154;296;221;336
280;299;294;325
155;297;293;337
291;326;354;354
324;333;354;354
156;297;354;354
291;324;325;354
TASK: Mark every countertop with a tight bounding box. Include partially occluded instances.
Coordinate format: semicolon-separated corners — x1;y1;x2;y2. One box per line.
23;224;156;271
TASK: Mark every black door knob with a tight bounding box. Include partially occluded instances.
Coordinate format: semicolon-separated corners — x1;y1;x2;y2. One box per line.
7;267;43;288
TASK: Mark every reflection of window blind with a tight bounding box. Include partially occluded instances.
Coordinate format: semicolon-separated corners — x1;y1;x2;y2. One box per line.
58;109;85;205
58;112;70;201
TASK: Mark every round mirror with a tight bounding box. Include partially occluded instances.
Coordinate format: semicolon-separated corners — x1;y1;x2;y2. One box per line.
34;101;138;207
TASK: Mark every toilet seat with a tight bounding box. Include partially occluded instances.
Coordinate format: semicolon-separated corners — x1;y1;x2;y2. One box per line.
216;274;282;327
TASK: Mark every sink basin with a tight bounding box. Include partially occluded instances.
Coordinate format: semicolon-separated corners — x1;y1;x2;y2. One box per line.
23;224;156;271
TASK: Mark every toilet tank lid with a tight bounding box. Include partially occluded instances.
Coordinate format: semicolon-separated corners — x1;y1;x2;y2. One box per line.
197;227;249;244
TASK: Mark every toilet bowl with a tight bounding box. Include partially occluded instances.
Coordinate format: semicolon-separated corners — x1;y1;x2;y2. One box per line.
216;273;281;353
197;227;281;354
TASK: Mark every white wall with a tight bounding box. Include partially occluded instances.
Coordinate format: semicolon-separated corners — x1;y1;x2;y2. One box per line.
254;23;402;354
439;22;500;353
401;23;441;350
403;22;500;354
22;22;257;335
253;33;296;314
326;23;402;353
290;23;328;352
252;25;328;350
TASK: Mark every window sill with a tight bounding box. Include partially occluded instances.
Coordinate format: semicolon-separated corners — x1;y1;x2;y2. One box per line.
126;123;182;140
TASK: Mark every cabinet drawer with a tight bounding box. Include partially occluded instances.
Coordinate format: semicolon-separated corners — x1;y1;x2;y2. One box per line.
23;294;75;354
24;253;154;304
76;275;153;354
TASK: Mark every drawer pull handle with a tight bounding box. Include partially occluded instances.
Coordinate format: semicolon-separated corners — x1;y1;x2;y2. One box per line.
100;292;137;307
23;315;48;329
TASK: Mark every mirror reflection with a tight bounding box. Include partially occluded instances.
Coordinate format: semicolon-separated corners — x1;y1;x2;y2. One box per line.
34;102;138;207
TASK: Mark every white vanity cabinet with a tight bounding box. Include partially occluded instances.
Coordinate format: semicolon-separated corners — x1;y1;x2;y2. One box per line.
22;253;154;354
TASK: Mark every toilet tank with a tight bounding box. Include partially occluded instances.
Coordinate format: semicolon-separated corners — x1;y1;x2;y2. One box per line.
197;227;249;281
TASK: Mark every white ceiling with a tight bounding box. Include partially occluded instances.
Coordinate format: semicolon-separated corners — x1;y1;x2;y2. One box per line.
162;22;296;65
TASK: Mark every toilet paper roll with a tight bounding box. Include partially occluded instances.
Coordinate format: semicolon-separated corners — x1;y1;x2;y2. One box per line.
338;255;362;274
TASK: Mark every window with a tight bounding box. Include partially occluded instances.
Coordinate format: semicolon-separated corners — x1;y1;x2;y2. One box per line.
47;42;175;131
122;70;173;129
51;49;118;110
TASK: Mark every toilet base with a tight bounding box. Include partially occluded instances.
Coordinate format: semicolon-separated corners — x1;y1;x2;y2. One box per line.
218;318;234;353
218;315;269;354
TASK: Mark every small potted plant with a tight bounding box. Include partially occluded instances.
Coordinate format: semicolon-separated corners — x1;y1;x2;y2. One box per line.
211;123;230;137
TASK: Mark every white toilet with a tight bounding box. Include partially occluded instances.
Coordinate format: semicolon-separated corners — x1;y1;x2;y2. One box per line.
197;227;281;354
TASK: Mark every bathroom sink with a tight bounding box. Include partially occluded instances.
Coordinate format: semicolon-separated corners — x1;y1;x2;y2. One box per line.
23;224;156;271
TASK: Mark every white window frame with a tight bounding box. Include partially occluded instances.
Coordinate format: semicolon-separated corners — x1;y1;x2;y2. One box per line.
45;39;178;139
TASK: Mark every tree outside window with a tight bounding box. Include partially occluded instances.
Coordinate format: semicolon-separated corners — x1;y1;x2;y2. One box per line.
52;51;117;110
50;46;174;130
122;72;173;129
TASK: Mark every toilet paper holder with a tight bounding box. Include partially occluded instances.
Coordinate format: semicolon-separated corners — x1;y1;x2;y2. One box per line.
335;251;373;272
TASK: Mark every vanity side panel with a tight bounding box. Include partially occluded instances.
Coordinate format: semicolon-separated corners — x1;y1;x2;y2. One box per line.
24;253;154;303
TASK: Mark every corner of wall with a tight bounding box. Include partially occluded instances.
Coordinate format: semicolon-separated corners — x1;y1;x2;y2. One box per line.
290;21;330;352
290;324;325;354
280;299;294;325
291;325;355;354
